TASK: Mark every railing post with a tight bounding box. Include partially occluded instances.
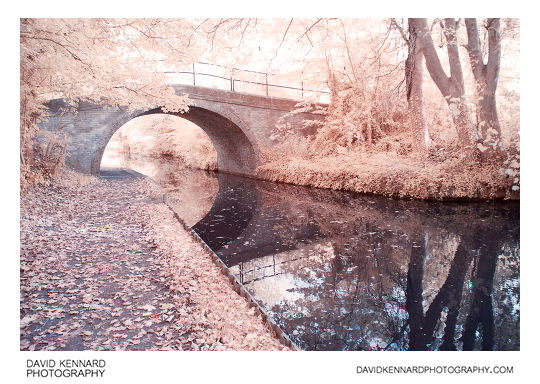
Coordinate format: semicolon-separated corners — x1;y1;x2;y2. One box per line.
192;63;196;86
265;73;269;96
239;262;243;284
301;81;304;97
231;68;235;92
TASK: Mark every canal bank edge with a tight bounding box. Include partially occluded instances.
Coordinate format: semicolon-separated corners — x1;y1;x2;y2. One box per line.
255;155;519;202
161;193;301;351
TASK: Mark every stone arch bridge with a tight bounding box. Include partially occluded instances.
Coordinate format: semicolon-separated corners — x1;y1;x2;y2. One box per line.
40;84;326;177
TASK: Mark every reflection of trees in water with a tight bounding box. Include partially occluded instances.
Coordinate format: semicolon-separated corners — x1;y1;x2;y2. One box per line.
492;242;520;350
270;225;518;350
165;170;218;227
120;155;220;227
268;222;409;350
406;230;477;350
405;227;519;351
247;180;519;351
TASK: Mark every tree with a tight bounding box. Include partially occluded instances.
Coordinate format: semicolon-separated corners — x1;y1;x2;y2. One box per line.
20;18;204;178
406;20;431;150
409;18;505;160
409;18;475;149
391;18;430;150
464;18;503;156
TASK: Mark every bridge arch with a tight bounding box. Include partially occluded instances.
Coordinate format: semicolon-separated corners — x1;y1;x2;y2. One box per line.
40;84;325;178
94;102;261;177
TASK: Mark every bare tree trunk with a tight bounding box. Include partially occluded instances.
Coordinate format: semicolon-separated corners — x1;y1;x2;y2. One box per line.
460;231;499;351
406;230;475;351
422;234;475;350
405;19;430;150
409;18;475;149
405;230;427;350
465;18;503;160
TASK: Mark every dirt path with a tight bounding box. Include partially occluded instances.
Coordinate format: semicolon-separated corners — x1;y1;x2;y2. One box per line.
20;172;288;351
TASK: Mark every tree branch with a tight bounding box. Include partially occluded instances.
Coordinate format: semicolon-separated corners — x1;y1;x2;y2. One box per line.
390;18;409;46
486;18;501;93
464;18;486;84
267;18;293;70
443;18;465;96
296;18;322;43
409;18;450;96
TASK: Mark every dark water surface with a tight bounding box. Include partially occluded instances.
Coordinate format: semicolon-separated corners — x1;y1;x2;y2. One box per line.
121;159;520;351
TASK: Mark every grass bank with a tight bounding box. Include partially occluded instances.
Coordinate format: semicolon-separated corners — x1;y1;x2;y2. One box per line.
256;151;519;201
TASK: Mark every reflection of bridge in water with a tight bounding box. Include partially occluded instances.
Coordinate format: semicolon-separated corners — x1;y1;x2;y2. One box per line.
237;253;311;285
193;174;325;266
235;242;334;285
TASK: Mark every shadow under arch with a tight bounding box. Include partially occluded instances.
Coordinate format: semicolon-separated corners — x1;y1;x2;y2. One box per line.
94;105;261;177
190;173;324;266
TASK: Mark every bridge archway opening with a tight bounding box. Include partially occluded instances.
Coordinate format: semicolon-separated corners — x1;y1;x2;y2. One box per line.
100;113;217;176
98;105;260;178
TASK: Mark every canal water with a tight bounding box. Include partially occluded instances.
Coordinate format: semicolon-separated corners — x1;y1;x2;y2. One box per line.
114;157;520;351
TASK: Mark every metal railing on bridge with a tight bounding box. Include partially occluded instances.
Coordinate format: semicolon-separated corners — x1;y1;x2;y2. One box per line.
159;60;331;101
